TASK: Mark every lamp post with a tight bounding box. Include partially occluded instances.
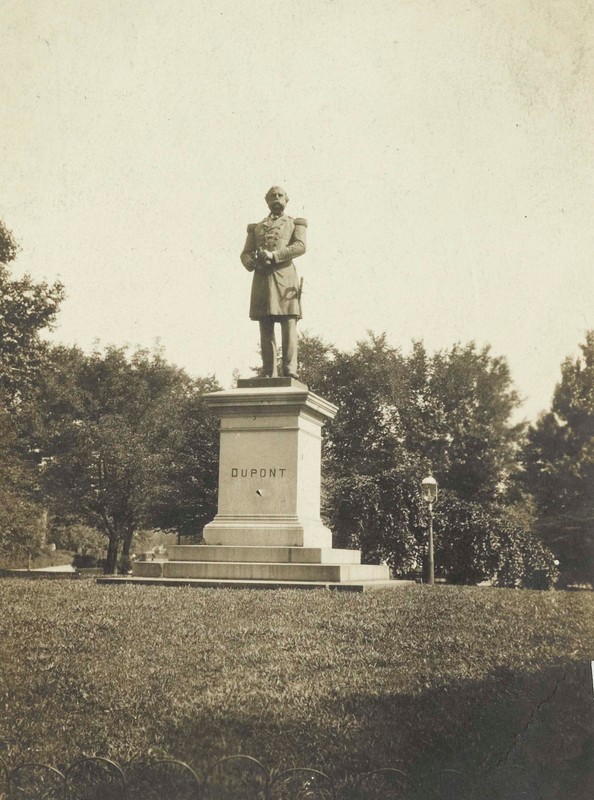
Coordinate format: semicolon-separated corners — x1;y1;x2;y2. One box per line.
421;474;438;585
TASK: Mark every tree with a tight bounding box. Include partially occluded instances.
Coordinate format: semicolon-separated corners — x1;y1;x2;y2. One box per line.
0;223;64;407
523;331;594;585
0;406;45;563
52;524;105;559
324;464;424;574
300;333;523;496
0;219;19;265
298;332;555;585
33;345;220;573
420;342;523;500
0;219;63;562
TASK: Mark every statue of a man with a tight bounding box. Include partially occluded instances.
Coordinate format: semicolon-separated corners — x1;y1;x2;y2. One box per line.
240;186;307;378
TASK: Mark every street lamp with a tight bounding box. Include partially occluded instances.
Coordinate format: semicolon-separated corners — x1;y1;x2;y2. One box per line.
421;474;438;585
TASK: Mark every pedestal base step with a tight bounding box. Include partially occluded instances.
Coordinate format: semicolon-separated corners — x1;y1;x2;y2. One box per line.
133;560;389;582
97;575;412;592
168;545;361;564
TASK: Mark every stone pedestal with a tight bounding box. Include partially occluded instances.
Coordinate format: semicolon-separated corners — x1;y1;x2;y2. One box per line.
203;377;336;548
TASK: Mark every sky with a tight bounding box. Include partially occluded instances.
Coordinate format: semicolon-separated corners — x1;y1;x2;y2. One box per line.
2;0;593;423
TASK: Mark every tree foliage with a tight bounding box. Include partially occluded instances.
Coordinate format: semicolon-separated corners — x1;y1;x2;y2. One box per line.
523;331;594;585
299;331;556;586
435;493;558;589
0;406;45;562
32;345;220;573
0;219;19;265
324;466;423;574
300;332;523;498
0;221;64;407
0;221;62;562
52;524;106;559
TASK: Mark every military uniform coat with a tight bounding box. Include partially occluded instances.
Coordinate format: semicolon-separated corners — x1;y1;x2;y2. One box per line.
240;214;307;320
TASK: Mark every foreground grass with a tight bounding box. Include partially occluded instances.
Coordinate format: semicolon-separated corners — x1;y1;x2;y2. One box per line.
0;582;592;794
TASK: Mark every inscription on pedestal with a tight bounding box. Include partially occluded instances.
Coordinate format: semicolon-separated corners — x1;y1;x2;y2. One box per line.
231;468;287;478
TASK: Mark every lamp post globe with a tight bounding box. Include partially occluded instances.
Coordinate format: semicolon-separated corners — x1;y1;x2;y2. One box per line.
421;474;438;505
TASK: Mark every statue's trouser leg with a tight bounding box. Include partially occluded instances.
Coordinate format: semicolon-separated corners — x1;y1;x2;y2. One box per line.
280;317;298;376
259;318;278;377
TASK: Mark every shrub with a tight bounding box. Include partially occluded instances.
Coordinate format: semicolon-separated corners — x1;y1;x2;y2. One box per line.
72;553;99;569
117;555;132;574
324;468;424;574
325;475;559;588
495;526;559;590
435;494;559;589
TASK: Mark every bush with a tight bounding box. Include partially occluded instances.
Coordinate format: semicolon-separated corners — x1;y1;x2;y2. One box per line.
324;468;424;574
0;491;45;564
495;527;559;589
434;495;496;584
324;474;559;588
71;553;99;569
117;555;132;574
435;494;559;589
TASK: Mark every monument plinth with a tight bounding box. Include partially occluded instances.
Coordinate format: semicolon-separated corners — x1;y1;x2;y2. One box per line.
202;378;336;548
115;379;398;589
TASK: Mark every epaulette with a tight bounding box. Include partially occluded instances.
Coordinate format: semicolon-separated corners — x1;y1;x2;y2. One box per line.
294;217;307;227
247;223;256;233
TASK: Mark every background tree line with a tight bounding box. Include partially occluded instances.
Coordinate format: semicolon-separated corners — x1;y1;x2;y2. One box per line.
298;333;560;588
1;219;592;584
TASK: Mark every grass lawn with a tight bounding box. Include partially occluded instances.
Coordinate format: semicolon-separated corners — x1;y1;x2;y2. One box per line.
0;581;592;797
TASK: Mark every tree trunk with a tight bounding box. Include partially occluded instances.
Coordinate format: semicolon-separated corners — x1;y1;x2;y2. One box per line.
122;528;134;558
104;536;119;574
116;526;135;574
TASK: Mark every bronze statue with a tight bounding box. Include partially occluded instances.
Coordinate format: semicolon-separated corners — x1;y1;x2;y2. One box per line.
241;186;307;378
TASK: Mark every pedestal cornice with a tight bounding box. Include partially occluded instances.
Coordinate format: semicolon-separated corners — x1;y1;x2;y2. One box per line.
204;386;338;424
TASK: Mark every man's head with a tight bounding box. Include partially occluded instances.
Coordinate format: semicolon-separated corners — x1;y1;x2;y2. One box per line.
265;186;288;215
